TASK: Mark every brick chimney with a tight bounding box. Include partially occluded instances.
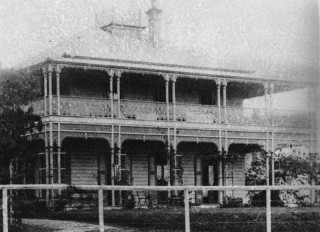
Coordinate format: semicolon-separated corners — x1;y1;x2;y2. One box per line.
146;0;163;47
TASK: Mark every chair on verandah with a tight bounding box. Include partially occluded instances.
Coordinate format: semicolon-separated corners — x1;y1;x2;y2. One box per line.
136;191;149;206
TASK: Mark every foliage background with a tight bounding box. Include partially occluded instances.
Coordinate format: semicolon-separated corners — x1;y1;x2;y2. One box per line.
245;146;318;206
0;68;42;184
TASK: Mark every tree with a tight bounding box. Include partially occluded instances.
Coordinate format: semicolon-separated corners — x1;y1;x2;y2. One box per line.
0;68;42;184
0;68;41;107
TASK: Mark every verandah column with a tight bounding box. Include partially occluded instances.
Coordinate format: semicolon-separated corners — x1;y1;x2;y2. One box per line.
108;70;114;118
111;125;115;206
57;123;61;195
172;75;176;122
171;75;181;187
116;70;122;118
49;122;54;199
167;134;171;198
216;78;221;124
43;67;47;116
264;82;269;123
221;130;229;204
266;132;275;186
117;126;122;205
44;123;49;205
269;83;274;126
164;74;171;196
218;129;223;204
48;64;53;115
56;65;61;116
165;74;169;120
222;79;227;123
219;78;228;204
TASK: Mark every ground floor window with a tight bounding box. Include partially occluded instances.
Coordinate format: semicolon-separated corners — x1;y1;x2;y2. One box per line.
37;152;67;185
53;152;67;184
37;152;46;184
225;161;234;196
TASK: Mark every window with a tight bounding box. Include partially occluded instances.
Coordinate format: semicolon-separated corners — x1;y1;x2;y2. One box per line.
225;161;234;196
52;152;67;184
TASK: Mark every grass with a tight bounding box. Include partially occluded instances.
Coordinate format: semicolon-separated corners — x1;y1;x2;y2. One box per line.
7;223;55;232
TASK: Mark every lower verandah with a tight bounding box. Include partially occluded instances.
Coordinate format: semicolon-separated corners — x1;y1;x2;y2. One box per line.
32;139;254;205
55;142;251;206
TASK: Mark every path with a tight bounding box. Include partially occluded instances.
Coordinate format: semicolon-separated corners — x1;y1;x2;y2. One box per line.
22;218;134;232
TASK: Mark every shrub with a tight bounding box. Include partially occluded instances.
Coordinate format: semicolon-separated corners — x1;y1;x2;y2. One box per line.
249;191;284;207
222;195;243;208
245;145;317;207
122;191;135;209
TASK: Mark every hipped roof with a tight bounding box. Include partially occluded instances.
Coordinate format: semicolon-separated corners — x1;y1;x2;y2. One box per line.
20;26;316;84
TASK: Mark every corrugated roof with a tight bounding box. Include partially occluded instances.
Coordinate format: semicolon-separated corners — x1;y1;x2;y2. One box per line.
19;25;316;84
22;26;227;68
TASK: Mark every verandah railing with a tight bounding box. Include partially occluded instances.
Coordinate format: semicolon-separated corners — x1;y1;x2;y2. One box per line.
2;184;320;232
30;97;312;128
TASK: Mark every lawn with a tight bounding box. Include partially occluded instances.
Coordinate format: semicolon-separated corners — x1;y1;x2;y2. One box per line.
37;206;320;232
1;223;55;232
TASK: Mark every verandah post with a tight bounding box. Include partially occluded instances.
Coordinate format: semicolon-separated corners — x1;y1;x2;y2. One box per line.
111;125;115;207
3;188;8;232
271;132;275;186
216;78;221;123
269;83;274;126
98;188;104;232
266;153;270;186
56;65;61;116
48;64;53;115
184;189;190;232
43;67;47;116
116;70;121;118
109;70;114;119
222;79;227;123
165;74;169;120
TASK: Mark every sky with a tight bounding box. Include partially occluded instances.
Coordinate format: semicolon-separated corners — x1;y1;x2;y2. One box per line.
0;0;319;81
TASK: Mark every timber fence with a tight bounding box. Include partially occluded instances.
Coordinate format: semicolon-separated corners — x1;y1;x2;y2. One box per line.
1;184;320;232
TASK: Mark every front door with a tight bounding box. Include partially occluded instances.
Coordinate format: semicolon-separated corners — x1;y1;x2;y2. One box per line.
202;157;218;203
155;155;169;204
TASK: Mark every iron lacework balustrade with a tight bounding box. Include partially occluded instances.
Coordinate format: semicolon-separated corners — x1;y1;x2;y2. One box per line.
29;96;312;128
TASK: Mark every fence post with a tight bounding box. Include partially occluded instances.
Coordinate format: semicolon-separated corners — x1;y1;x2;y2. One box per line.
3;188;8;232
184;189;190;232
266;188;271;232
98;188;104;232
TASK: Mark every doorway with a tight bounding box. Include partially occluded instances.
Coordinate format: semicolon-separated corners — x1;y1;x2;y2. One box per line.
202;157;219;203
155;154;169;204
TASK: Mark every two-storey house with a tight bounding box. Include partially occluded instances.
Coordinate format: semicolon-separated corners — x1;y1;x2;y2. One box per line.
21;2;317;206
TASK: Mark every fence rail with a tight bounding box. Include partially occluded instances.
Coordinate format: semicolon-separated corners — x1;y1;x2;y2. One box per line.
2;184;320;232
